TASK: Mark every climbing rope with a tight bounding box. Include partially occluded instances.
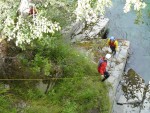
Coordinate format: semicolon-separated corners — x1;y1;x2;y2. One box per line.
0;75;100;81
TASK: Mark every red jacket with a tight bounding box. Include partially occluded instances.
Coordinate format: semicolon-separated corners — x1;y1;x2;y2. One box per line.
98;60;107;75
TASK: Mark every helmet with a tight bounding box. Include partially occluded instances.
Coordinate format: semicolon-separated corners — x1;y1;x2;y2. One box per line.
110;36;115;41
105;54;111;60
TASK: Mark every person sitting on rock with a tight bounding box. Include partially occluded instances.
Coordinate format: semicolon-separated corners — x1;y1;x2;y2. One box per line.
98;54;111;82
107;36;119;56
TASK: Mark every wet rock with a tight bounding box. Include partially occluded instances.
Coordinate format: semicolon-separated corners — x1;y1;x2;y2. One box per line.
119;80;126;86
140;81;150;113
122;104;140;113
118;69;145;104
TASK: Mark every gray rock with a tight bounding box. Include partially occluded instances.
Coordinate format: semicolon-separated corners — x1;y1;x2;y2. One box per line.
121;69;145;104
87;18;109;38
122;104;140;113
140;82;150;113
71;21;85;35
114;63;124;71
119;48;128;58
107;76;116;84
110;62;116;68
102;47;111;53
111;70;122;78
71;34;86;43
116;54;125;63
117;95;127;104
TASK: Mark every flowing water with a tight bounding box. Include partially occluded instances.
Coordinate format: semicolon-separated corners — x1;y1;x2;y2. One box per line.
105;0;150;82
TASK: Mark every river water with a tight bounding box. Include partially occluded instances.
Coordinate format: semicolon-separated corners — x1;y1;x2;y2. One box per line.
105;0;150;82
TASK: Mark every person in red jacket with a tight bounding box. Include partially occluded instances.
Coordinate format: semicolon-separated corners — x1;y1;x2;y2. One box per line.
98;54;111;82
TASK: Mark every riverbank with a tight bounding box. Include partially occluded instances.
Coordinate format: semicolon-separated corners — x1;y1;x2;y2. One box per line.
102;40;130;112
104;40;150;113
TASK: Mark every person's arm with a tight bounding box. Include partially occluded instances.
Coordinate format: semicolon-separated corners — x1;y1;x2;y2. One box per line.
115;40;119;50
107;38;110;46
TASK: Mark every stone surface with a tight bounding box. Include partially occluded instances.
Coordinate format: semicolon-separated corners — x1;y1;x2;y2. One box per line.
71;21;85;35
87;18;109;38
69;17;109;42
140;82;150;113
71;34;86;43
121;69;145;103
105;40;130;113
102;47;111;53
117;95;127;104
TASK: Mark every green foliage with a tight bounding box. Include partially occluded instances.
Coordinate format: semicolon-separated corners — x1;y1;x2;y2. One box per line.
46;76;110;113
62;101;78;113
0;84;17;113
0;0;19;32
0;96;17;113
36;0;76;27
30;54;51;76
134;10;144;24
24;101;61;113
1;0;111;113
10;81;44;100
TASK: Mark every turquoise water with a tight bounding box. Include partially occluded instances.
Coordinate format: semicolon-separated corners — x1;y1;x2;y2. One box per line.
105;0;150;82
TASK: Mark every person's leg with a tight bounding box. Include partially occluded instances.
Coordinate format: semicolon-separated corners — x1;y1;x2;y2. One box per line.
101;71;110;82
104;71;110;79
110;46;116;56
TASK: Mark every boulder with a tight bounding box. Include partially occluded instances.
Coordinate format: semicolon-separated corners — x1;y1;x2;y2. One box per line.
140;81;150;113
70;17;109;42
119;69;145;104
87;18;109;38
71;21;85;35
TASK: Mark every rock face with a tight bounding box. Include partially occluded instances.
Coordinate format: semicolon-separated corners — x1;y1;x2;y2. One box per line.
112;68;150;113
140;82;150;113
103;40;130;107
100;40;150;113
62;17;109;43
120;69;145;104
114;69;145;113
